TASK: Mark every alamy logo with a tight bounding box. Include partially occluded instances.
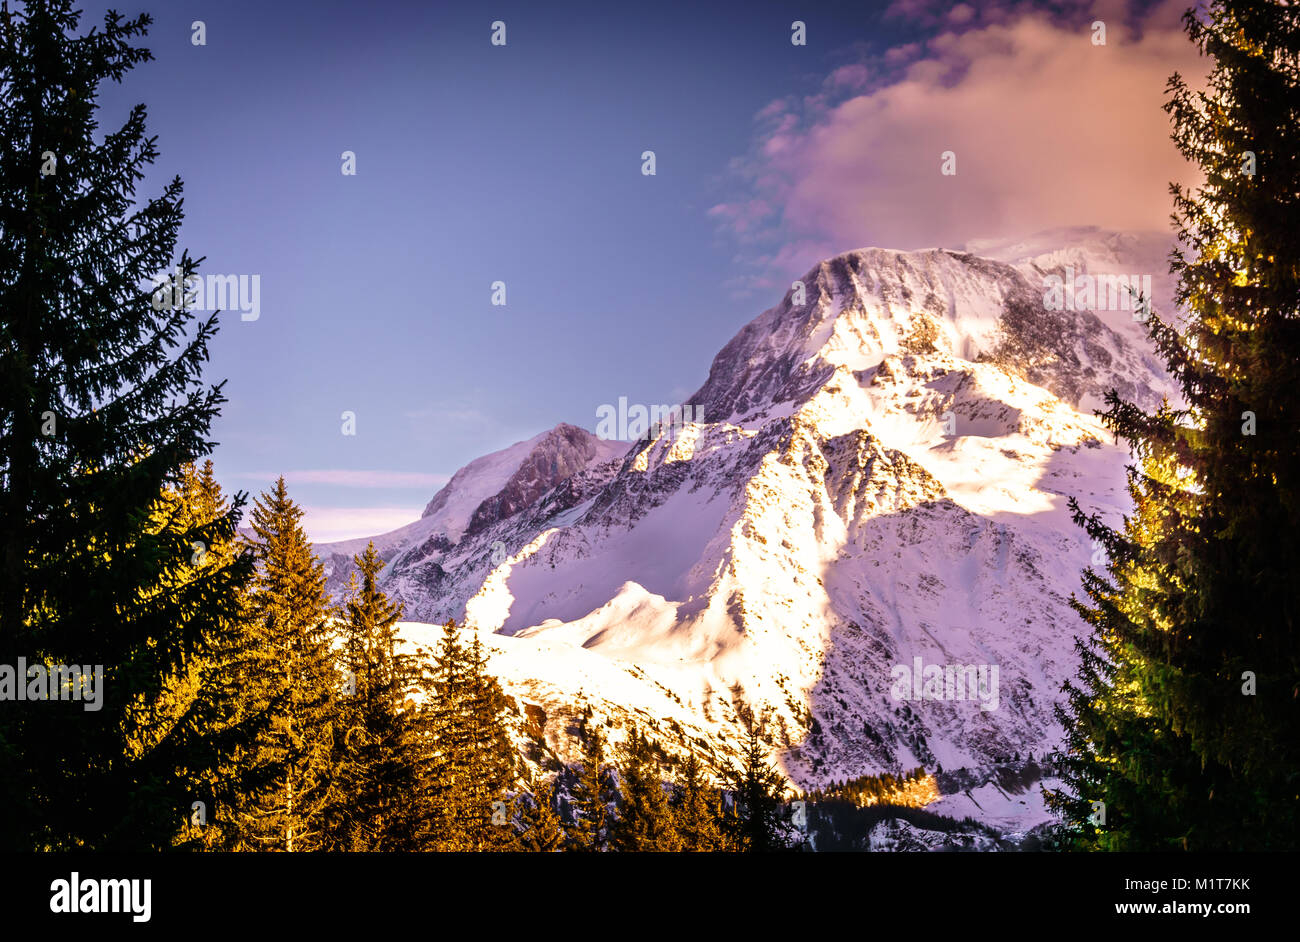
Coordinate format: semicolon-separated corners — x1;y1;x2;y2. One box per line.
890;656;999;711
595;397;704;442
0;658;103;711
1042;267;1151;319
50;872;151;922
150;266;261;321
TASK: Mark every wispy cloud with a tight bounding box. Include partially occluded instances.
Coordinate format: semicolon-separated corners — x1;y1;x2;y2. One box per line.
231;469;451;489
713;0;1205;296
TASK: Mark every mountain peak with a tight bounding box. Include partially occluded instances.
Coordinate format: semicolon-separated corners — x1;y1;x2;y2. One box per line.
689;234;1173;424
460;423;626;538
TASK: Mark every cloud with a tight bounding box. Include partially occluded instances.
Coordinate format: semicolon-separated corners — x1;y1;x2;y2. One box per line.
232;469;451;489
947;4;976;26
714;0;1206;292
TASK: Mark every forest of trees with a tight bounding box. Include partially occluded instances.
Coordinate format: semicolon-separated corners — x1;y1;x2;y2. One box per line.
803;767;935;808
12;455;805;852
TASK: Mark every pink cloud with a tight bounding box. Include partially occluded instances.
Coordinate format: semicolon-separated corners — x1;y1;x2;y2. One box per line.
753;98;790;121
947;3;976;26
827;63;871;91
714;0;1207;288
884;42;923;64
708;199;775;236
884;0;942;21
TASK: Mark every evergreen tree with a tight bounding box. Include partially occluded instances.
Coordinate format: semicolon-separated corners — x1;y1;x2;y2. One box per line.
135;460;265;850
671;750;725;852
427;619;518;850
719;709;795;852
327;542;436;851
568;717;612;851
126;462;227;760
610;728;680;852
216;478;341;851
1049;0;1300;850
0;2;252;850
519;775;566;852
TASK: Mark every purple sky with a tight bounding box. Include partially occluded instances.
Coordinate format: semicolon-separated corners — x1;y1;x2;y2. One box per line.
78;0;1202;540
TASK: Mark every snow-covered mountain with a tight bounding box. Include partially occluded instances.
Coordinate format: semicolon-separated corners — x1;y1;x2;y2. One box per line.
318;424;627;599
317;227;1176;840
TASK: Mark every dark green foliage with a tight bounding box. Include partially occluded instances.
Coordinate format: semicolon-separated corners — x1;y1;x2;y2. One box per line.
670;751;726;851
717;709;796;852
567;717;612;851
426;619;519;850
327;542;436;850
0;1;252;850
610;727;680;851
1049;0;1300;850
150;461;272;851
519;776;566;852
215;478;341;851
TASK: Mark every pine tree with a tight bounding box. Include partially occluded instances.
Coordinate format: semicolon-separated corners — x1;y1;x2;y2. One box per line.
671;750;725;852
133;460;264;850
0;2;252;850
610;728;680;852
217;478;341;851
519;775;566;852
427;619;518;850
719;708;795;852
568;717;612;851
1049;0;1300;850
125;462;226;759
327;542;436;851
